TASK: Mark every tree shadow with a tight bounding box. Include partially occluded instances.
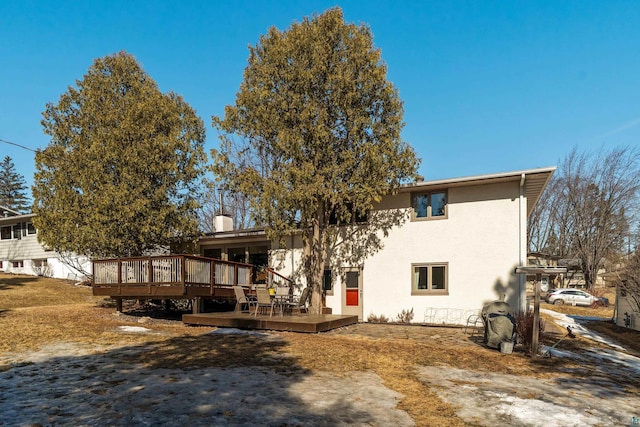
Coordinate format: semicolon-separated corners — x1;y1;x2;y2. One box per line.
0;332;390;425
492;268;529;313
323;206;409;280
0;273;39;290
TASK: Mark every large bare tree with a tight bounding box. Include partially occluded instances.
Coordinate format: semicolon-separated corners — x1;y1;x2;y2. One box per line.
620;248;640;314
529;147;640;289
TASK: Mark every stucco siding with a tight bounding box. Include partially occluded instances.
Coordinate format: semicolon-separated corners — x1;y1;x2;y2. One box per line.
616;291;640;332
329;181;523;323
265;181;525;323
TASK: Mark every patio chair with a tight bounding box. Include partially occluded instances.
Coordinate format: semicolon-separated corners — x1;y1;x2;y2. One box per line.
273;286;291;316
233;286;256;313
286;286;311;314
254;287;276;317
464;311;483;337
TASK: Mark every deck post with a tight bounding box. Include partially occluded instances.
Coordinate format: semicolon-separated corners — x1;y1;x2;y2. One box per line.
531;273;541;359
117;260;122;295
116;298;123;312
192;297;201;314
210;259;215;295
514;266;567;359
151;257;156;294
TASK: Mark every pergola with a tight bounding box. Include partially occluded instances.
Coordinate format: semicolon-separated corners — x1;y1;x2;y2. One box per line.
515;266;568;359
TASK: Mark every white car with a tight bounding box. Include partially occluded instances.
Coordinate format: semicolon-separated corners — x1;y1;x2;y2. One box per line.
545;289;598;306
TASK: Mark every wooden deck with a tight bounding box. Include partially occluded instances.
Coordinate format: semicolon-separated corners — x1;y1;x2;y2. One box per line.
182;312;359;333
92;255;254;300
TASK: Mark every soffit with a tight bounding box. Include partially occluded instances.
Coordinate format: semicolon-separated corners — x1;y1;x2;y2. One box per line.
400;167;556;217
0;213;36;226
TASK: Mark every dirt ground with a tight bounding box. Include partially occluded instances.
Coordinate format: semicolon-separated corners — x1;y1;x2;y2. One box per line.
1;273;639;426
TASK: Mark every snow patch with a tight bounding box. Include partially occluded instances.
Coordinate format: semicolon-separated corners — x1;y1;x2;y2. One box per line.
118;326;151;333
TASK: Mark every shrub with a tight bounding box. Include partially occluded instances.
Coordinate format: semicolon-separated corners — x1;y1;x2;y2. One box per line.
395;308;414;323
515;310;545;349
367;313;390;323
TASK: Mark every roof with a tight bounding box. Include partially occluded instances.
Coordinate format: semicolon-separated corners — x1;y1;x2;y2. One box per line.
400;166;556;216
0;205;22;217
0;207;35;225
199;227;268;245
199;167;557;239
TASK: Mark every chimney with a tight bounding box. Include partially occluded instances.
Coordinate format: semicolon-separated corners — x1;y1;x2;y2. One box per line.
214;215;233;232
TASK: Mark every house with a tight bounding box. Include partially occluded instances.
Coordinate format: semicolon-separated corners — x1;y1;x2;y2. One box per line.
603;257;640;332
526;252;562;291
616;285;639;332
199;167;556;324
0;206;90;280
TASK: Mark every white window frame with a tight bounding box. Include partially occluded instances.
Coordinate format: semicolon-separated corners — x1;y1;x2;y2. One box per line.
0;226;12;240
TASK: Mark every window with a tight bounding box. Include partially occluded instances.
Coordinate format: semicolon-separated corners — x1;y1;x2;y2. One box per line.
12;261;24;268
412;263;448;295
203;248;222;259
329;204;368;225
412;191;447;219
12;224;22;240
227;247;246;263
323;269;333;295
27;223;37;235
1;226;12;240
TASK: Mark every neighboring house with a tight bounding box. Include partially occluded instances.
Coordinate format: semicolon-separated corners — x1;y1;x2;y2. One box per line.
603;258;640;332
199;167;555;324
526;252;562;291
616;284;639;332
0;206;90;280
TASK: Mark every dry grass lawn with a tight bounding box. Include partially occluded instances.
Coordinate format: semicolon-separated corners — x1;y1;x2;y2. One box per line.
1;273;638;426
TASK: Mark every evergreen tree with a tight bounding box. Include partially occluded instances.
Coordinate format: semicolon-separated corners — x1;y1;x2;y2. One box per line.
0;155;30;213
212;8;419;311
34;51;206;258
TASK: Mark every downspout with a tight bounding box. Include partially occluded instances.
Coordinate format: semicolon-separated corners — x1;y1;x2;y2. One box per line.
518;173;527;312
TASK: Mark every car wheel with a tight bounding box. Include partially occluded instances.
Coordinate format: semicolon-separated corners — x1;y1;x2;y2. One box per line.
553;299;564;306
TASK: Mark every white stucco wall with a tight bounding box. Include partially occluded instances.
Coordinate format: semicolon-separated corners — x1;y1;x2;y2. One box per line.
269;234;305;285
264;180;525;324
615;288;640;332
325;181;523;323
1;251;92;281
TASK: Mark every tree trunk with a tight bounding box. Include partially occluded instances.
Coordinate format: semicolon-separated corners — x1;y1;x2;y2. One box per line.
305;205;327;314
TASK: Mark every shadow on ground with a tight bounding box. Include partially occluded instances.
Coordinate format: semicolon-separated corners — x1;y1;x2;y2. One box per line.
0;331;411;426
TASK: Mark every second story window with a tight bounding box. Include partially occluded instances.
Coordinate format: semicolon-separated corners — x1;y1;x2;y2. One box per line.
328;203;368;225
27;223;37;235
412;191;447;219
1;226;12;240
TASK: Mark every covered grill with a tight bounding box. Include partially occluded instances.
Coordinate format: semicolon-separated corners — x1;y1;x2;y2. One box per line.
482;300;516;350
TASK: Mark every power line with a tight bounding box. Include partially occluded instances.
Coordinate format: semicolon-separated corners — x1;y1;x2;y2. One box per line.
0;138;38;153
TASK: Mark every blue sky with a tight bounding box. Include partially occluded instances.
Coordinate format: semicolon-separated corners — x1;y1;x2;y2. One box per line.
2;1;639;194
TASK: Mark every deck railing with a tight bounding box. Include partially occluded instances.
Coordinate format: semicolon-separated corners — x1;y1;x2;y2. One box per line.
93;255;253;298
266;268;295;288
